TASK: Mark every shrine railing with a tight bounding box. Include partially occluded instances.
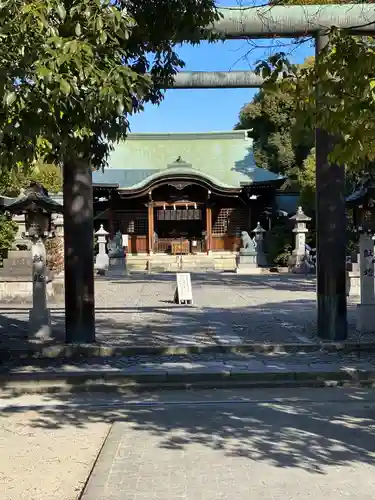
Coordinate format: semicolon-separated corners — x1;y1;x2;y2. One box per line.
154;238;206;254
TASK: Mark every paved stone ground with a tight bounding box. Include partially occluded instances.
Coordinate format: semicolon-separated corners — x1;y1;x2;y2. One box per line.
0;273;369;348
2;350;374;375
79;390;375;500
0;411;109;500
1;388;375;500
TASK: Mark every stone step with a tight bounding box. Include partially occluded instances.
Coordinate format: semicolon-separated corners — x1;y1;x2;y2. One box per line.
125;253;236;272
1;353;374;394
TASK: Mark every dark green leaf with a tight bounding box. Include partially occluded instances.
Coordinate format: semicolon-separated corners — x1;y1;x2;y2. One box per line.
59;78;70;95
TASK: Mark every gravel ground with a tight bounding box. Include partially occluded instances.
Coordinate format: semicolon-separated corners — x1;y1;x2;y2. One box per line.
0;273;372;348
0;412;109;500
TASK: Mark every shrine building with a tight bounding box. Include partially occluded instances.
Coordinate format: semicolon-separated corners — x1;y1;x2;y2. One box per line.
92;130;288;255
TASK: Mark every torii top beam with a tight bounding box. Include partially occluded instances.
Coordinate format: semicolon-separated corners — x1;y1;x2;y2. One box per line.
214;4;375;39
170;71;264;89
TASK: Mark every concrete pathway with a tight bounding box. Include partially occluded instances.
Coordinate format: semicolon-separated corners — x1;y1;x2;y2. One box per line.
82;397;375;500
1;388;373;500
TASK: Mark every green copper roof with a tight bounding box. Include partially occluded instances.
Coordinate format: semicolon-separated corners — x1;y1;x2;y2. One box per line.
93;131;284;189
127;166;235;191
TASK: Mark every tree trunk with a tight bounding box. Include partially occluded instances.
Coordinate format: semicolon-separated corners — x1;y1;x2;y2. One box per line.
315;33;347;341
63;158;95;343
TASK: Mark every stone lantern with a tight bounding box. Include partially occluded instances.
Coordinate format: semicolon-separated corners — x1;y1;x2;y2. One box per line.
346;176;375;333
95;224;109;275
290;206;311;273
252;221;267;267
347;176;375;234
4;182;63;339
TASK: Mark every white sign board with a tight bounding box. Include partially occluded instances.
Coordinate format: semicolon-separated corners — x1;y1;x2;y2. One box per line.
175;273;193;304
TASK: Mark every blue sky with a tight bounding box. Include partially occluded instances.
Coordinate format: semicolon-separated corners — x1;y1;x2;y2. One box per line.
129;1;315;134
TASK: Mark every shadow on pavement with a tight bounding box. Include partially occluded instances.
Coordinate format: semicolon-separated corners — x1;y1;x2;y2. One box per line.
0;389;374;475
0;299;361;351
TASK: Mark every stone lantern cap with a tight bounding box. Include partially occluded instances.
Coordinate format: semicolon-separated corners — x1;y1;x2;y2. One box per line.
290;206;311;223
252;221;266;233
2;182;63;215
95;224;109;236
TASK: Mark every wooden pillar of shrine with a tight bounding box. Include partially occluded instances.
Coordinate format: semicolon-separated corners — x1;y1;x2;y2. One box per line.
247;205;252;231
206;204;213;254
147;202;154;254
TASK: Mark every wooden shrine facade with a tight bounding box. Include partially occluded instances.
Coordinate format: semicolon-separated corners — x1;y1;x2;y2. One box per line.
93;171;280;255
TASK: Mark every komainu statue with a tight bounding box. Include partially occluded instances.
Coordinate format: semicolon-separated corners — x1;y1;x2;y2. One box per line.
240;231;256;254
108;230;124;257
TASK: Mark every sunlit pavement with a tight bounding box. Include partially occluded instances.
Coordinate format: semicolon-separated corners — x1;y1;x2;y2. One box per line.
1;387;374;500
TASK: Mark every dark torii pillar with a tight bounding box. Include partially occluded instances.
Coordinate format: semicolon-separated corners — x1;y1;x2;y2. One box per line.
315;33;347;341
63;160;95;343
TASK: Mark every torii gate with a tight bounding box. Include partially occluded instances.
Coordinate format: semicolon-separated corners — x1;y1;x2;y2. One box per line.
167;4;375;342
65;4;375;344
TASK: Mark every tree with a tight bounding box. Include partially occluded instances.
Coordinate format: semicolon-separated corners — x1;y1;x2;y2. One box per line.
29;163;62;194
235;77;314;178
235;88;298;175
0;1;219;169
295;148;316;214
0;0;219;342
235;58;315;186
256;33;375;167
0;163;62;197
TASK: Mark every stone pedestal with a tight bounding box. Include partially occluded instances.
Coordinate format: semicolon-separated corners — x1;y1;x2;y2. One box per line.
108;253;128;275
236;252;260;274
108;230;126;270
29;238;51;339
356;233;375;333
357;304;375;333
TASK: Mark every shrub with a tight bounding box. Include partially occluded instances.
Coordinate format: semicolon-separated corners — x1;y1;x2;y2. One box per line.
264;220;293;266
45;236;64;275
0;214;17;253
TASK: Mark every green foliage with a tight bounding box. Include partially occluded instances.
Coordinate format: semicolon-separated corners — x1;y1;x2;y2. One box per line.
295;148;316;214
293;148;375;216
0;167;26;197
235;59;314;178
0;0;219;171
0;162;62;196
264;221;293;267
0;214;17;252
256;31;375;167
29;163;62;194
